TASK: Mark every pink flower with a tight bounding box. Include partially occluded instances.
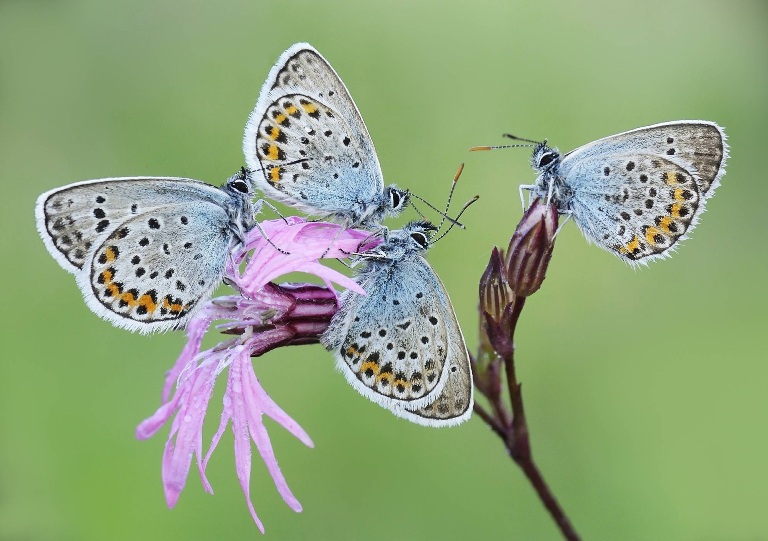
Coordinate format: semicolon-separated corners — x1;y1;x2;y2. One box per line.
136;217;377;532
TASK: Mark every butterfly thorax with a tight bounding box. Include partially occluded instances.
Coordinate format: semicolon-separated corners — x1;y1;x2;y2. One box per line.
530;143;573;213
221;169;258;245
350;185;409;229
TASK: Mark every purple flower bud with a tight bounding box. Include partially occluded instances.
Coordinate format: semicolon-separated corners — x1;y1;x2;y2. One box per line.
505;198;558;298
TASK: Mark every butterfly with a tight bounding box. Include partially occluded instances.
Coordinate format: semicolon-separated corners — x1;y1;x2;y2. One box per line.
35;169;258;333
243;42;409;228
321;221;473;427
478;121;728;265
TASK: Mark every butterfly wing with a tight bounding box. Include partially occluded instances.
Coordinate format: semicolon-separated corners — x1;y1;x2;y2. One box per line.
79;202;234;333
562;121;727;195
244;43;385;222
35;177;232;273
323;255;473;427
36;177;236;332
559;122;727;264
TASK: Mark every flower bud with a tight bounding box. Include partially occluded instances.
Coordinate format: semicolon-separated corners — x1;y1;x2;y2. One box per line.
505;198;558;298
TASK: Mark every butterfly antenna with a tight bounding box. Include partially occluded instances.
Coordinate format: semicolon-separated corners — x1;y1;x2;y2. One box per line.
435;162;464;232
408;192;465;229
430;195;479;244
469;133;543;152
409;200;430;221
502;133;542;144
409;163;468;230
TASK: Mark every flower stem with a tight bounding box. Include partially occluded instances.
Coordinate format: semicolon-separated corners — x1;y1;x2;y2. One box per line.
475;299;580;540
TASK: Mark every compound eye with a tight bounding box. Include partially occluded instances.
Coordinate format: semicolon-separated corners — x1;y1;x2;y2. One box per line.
389;188;404;210
232;179;249;193
410;232;428;248
538;152;556;168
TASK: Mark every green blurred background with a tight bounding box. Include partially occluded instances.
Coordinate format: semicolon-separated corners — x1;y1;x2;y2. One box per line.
2;1;766;539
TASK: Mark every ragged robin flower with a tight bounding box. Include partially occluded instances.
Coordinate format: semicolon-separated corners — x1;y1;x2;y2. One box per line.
136;217;378;533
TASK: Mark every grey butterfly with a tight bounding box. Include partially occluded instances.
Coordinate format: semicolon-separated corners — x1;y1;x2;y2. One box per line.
519;121;728;265
321;221;473;427
243;42;408;228
35;169;258;333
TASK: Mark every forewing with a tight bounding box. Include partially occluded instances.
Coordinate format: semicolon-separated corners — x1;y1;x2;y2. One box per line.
244;43;384;218
35;177;230;273
324;256;454;411
566;153;702;264
81;202;233;332
562;121;727;195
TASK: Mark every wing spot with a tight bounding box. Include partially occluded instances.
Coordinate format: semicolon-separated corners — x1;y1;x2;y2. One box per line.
180;216;188;225
626;161;635;171
135;267;146;277
429;316;438;325
603;166;610;176
95;196;105;203
95;219;110;233
93;208;105;219
148;218;160;229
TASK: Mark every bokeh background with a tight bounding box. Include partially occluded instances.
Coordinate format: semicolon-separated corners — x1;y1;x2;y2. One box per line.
2;1;766;539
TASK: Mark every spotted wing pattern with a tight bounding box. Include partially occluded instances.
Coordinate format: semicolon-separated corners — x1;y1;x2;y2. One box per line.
244;43;384;222
36;177;231;272
323;246;472;427
85;203;232;330
560;121;727;264
35;177;239;332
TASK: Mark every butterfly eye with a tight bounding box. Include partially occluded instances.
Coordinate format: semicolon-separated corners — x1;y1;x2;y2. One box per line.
538;152;557;168
231;179;249;193
388;187;407;210
410;232;429;248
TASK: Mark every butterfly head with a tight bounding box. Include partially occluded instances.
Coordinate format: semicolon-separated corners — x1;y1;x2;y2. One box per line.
223;167;260;239
531;141;561;175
